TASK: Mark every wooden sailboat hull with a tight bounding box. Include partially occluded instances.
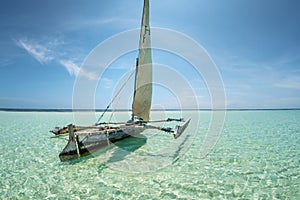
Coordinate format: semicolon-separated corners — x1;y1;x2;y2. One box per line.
59;125;145;162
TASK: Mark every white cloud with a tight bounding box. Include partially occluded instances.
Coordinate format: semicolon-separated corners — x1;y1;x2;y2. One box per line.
15;37;98;80
59;59;98;80
59;60;80;76
16;39;54;64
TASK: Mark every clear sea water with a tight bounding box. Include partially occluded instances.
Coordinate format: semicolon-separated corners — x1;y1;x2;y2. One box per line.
0;110;299;199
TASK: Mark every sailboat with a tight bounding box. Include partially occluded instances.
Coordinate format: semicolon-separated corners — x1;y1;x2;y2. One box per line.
55;0;190;162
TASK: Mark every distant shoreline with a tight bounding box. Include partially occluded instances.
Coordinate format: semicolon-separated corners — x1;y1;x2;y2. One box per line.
0;108;299;112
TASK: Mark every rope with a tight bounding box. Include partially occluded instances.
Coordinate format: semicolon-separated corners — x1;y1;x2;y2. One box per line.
96;69;135;125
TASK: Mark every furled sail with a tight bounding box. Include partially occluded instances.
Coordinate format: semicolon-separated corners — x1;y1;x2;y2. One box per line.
132;0;152;121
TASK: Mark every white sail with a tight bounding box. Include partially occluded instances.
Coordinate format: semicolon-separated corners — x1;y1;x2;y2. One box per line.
132;0;152;121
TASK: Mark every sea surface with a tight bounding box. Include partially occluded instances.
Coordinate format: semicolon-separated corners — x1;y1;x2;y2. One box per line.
0;110;299;199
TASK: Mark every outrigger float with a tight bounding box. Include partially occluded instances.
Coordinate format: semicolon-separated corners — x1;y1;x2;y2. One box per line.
51;0;190;162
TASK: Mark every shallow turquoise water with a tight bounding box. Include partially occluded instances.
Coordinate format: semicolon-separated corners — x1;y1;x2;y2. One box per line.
0;110;299;199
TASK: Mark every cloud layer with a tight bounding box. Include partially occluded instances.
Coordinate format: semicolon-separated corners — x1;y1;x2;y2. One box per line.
15;38;97;80
16;39;54;64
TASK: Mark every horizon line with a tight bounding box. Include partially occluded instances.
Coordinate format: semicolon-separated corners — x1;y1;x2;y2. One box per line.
1;108;300;112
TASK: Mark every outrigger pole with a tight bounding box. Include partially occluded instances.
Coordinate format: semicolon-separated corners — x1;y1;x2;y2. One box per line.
145;119;191;139
98;118;184;125
62;117;189;138
97;118;190;139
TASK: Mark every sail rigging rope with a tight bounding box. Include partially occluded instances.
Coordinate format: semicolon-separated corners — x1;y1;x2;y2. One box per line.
95;69;135;125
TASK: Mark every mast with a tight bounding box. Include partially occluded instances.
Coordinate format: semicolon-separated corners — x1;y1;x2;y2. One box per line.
132;0;152;121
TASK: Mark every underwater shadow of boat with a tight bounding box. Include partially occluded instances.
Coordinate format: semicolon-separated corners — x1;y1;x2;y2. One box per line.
98;134;192;173
172;134;191;163
97;135;147;174
106;134;147;163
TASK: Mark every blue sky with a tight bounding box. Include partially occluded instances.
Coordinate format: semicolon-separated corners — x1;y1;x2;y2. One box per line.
0;0;299;109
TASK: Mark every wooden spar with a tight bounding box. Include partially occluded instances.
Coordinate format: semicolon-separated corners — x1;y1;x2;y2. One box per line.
73;128;122;136
98;122;128;125
147;118;184;123
75;125;99;129
97;118;184;125
50;125;98;135
145;124;174;133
